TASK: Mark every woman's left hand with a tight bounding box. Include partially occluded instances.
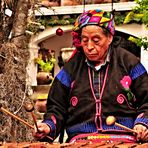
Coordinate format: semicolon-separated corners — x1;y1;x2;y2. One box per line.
133;124;148;142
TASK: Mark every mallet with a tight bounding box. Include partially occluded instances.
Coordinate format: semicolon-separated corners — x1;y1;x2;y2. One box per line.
25;103;40;133
24;103;53;141
0;103;34;129
106;116;137;134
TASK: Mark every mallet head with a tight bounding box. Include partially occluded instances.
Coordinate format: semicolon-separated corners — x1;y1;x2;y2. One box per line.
106;116;116;126
25;103;34;112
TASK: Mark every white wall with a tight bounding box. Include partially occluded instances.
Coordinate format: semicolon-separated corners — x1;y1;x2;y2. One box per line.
43;30;73;75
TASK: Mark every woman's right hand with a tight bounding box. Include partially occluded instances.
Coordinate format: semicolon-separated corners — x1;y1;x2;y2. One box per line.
33;122;51;140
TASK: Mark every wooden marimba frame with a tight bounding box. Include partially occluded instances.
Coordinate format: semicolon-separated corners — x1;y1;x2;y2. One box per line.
0;141;148;148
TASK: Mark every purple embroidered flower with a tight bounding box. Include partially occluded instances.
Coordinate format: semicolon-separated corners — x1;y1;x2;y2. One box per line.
117;94;125;104
120;76;131;89
70;96;78;107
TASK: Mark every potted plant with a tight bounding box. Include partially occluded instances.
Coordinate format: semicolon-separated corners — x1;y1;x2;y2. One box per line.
34;49;56;85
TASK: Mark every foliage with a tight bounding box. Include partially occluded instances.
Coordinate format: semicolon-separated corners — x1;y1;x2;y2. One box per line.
27;11;128;33
35;56;56;72
47;17;76;26
27;23;45;34
27;15;77;33
124;0;148;26
114;12;127;25
27;1;148;50
128;36;148;50
123;0;148;50
26;0;148;34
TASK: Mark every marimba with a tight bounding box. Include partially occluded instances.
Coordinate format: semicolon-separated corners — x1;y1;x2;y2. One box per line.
0;142;148;148
1;104;147;147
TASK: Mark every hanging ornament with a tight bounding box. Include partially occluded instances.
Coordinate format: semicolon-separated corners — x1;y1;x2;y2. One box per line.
56;28;64;36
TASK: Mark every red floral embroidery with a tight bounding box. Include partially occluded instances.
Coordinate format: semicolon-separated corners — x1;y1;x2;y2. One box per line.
71;81;75;89
51;115;56;124
120;76;131;89
137;113;144;118
120;75;136;103
117;94;125;104
70;96;78;107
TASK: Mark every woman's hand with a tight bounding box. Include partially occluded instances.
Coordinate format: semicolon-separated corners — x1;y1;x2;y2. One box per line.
33;122;50;140
134;124;148;142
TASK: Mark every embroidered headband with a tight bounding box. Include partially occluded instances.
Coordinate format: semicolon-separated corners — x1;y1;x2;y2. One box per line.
73;9;115;35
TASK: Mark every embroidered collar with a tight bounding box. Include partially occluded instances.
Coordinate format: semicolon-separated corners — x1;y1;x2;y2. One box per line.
86;48;110;71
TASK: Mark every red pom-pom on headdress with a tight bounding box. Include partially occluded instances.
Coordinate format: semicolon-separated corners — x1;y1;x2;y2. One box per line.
71;31;81;49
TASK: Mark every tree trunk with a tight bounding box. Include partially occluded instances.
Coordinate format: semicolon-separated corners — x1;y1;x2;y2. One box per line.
11;0;29;47
0;0;34;142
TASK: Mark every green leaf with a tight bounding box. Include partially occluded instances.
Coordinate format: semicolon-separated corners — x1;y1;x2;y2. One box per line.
127;92;133;102
124;11;134;24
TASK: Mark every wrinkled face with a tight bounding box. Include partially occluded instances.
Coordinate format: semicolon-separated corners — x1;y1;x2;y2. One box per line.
81;25;113;63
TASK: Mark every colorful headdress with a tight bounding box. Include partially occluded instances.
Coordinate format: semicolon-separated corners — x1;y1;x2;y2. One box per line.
73;9;115;35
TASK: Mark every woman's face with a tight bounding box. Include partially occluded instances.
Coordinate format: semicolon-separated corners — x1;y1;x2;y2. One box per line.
81;25;113;64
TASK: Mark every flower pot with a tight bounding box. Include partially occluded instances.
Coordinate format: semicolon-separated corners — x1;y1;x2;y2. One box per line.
61;0;80;6
93;0;111;3
30;85;50;100
30;85;50;113
37;72;53;85
61;47;75;63
35;99;47;113
41;0;60;7
120;0;128;2
93;0;103;3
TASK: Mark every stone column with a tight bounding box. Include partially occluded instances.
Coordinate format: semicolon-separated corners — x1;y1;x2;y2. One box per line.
26;41;39;86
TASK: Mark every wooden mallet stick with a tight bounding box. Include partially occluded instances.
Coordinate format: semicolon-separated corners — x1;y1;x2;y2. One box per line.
0;103;53;141
24;103;53;141
0;103;34;129
106;116;137;134
24;104;40;133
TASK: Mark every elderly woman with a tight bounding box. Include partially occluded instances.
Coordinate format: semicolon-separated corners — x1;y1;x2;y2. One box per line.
34;9;148;143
